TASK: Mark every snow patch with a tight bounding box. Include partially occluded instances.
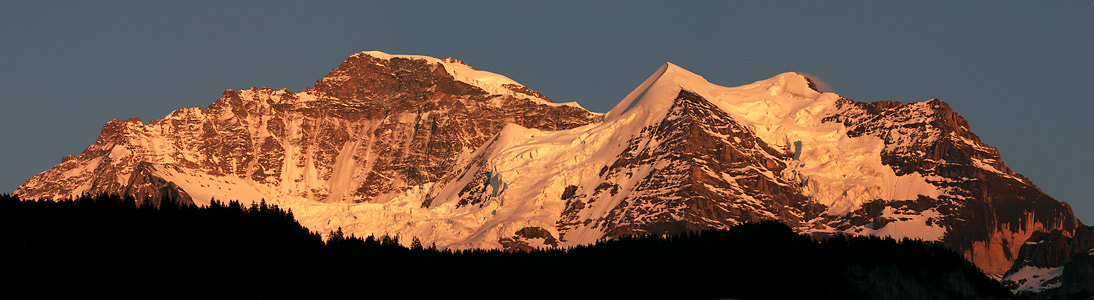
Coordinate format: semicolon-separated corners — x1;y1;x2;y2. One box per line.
972;157;1022;182
149;165;267;206
353;51;559;105
852;207;947;241
1004;266;1064;293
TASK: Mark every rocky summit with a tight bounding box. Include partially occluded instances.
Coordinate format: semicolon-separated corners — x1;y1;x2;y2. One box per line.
15;51;1092;295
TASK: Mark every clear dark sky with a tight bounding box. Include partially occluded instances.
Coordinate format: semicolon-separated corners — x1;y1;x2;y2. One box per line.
2;1;1091;221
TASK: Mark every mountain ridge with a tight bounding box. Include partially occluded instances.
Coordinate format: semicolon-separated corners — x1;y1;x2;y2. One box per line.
13;51;1092;295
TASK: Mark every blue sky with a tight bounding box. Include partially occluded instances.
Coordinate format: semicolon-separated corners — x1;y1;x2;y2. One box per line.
1;1;1091;221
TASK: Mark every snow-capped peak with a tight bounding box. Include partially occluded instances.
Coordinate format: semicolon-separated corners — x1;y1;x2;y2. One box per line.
744;72;823;96
600;62;942;216
603;64;826;124
347;51;558;105
602;62;706;122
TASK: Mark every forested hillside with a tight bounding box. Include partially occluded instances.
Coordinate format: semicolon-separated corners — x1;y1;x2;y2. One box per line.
0;194;1010;299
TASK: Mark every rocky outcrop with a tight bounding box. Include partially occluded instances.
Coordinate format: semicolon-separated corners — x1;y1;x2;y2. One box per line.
1002;226;1094;295
817;97;1081;276
123;162;194;206
499;226;560;251
558;90;823;239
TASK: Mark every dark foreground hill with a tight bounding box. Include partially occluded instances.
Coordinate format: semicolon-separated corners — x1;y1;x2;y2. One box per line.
0;194;1010;299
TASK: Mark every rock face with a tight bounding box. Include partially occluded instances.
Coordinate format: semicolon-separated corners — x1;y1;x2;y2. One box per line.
819;98;1082;276
554;90;823;239
15;52;601;205
14;52;1090;295
1001;226;1094;295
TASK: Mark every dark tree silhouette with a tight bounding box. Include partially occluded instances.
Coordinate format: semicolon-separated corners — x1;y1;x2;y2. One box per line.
0;193;1015;299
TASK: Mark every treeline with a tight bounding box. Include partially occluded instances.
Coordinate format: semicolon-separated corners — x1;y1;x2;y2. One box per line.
1;194;324;299
0;194;1011;299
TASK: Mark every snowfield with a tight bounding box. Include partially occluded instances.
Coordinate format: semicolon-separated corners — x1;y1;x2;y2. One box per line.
17;52;971;250
113;58;956;249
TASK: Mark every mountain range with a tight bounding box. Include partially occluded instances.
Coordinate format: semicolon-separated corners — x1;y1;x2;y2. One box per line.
13;51;1092;295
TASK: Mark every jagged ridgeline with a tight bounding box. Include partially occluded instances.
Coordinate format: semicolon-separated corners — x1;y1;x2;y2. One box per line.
1;194;1009;299
13;51;1093;295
